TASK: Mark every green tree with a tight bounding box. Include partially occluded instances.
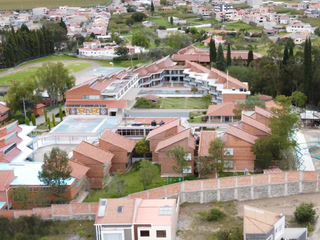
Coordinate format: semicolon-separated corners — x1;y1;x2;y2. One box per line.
289;46;294;57
303;38;312;97
59;19;67;31
12;186;30;209
166;145;189;181
233;95;266;117
283;45;289;65
291;91;307;108
52;113;56;126
38;147;72;203
131;12;147;22
59;104;63;121
115;46;129;57
216;43;226;71
208;137;226;176
44;108;47;122
202;94;212;107
170;16;173;26
294;202;316;224
151;1;155;15
31;113;36;126
226;43;231;67
247;50;253;67
132;33;150;58
139;159;158;190
210;38;217;64
135;137;150;156
191;86;198;96
126;18;134;27
189;27;198;35
25;117;30;126
167;32;192;50
111;170;127;197
47;117;51;131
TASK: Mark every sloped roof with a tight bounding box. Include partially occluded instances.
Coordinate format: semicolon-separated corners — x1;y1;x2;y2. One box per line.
244;205;280;234
0;170;14;191
155;128;195;152
146;118;180;140
198;131;217;157
265;101;281;111
254;106;273;119
73;141;114;164
0;103;9;113
242;114;270;133
206;103;235;117
226;125;258;145
68;159;90;179
100;130;136;152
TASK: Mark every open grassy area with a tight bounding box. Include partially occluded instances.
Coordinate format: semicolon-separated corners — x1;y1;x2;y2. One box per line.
186;97;208;109
135;98;163;108
301;17;320;28
18;54;78;67
225;21;263;31
84;164;197;202
150;17;172;28
161;97;186;109
0;62;91;84
274;6;304;15
0;0;111;10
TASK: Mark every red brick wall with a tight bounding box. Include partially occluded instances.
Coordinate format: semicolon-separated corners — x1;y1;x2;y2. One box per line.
223;93;246;103
148;126;178;153
238;122;268;138
254;113;270;125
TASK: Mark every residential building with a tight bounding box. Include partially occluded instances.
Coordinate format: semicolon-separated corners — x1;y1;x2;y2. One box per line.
192;5;211;16
206;102;236;123
247;0;262;8
201;35;225;46
72;141;114;189
32;7;48;16
99;130;136;173
286;22;315;33
215;9;243;22
142;21;156;28
214;2;234;12
280;32;308;45
156;28;185;39
0;103;9;124
31;103;45;116
0;161;89;209
244;205;307;240
94;198;179;240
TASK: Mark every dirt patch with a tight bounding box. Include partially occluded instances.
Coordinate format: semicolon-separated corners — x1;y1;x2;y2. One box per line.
177;193;320;239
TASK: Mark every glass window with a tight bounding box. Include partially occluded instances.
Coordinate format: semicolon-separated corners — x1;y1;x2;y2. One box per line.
157;230;166;238
140;230;150;237
224;148;233;156
183;166;192;173
185;153;192;161
29;201;33;205
34;188;38;192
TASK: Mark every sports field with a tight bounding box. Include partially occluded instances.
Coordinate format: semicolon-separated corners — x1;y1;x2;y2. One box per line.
0;0;111;11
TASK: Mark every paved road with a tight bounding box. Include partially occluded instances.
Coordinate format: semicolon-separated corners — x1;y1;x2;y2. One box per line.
127;109;207;118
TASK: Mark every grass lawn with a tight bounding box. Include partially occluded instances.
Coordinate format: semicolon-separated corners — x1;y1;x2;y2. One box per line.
161;97;186;109
0;0;111;10
186;97;208;109
0;62;91;84
150;17;172;28
84;164;197;202
301;17;320;28
225;21;263;31
135;98;163;108
274;7;304;15
189;111;207;123
18;54;78;67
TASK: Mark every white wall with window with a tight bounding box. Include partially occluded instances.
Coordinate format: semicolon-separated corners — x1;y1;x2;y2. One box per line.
137;226;171;240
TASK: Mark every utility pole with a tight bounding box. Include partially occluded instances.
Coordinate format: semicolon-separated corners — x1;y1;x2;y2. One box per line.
22;98;26;118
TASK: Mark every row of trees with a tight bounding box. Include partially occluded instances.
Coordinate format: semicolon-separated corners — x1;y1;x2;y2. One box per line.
0;24;56;68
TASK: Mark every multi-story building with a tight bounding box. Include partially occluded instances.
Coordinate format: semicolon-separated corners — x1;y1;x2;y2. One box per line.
214;2;234;12
247;0;262;8
286;22;315;33
0;103;9;125
215;9;243;22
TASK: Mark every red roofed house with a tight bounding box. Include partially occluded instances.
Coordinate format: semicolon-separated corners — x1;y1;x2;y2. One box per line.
73;141;114;189
99;130;136;173
206;102;236;123
31;103;45;116
94;198;179;240
202;35;225;46
0;103;9;125
0;169;15;209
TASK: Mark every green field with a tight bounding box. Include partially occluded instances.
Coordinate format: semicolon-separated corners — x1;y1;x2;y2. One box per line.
274;6;304;15
0;0;111;10
161;97;186;109
18;55;78;67
150;17;172;28
186;97;208;109
300;17;320;28
225;21;264;31
135;97;209;109
84;164;197;202
0;62;91;84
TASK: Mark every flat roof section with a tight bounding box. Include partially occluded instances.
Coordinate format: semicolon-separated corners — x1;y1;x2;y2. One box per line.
86;67;123;76
51;116;120;134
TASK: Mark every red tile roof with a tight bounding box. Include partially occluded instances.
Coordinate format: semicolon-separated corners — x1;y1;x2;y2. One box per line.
0;103;9;113
226;125;258;145
68;159;90;179
33;104;45;109
74;141;114;164
0;170;14;191
155;128;195;152
259;95;273;101
206;103;235;117
242;114;270;133
100;130;136;152
265;101;281;111
198;131;217;157
254;106;273;119
3;147;21;163
146;118;180;140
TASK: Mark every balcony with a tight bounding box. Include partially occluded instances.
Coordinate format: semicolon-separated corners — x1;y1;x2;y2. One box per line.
209;90;217;95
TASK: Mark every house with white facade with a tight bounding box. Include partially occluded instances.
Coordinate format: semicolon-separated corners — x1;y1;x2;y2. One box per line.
286;22;315;33
94;198;179;240
168;16;187;25
192;5;210;16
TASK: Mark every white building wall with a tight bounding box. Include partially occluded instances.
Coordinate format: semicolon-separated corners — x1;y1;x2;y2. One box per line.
137;226;172;240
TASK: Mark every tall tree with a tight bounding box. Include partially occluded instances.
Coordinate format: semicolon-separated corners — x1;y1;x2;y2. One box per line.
303;38;312;97
247;50;253;67
139;159;158;190
59;19;67;31
38;147;72;203
283;45;289;65
111;170;127;197
215;43;226;72
151;1;155;15
233;95;266;117
226;43;232;67
135;137;150;157
170;16;173;26
209;38;216;64
208;137;226;177
289;46;294;58
166;145;189;181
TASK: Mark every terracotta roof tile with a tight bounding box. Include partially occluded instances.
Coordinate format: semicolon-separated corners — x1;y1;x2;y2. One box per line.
0;103;9;113
242;114;270;133
254;106;273;119
198;131;217;157
226;125;258;145
100;130;136;152
0;170;14;191
265;101;281;111
155;128;195;152
73;141;114;164
206;103;235;116
68;159;90;179
33;104;45;109
146;118;180;140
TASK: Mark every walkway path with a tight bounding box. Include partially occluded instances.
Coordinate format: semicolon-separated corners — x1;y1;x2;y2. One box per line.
36;105;65;125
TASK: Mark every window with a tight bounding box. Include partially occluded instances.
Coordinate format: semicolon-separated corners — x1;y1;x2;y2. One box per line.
34;188;38;192
29;188;32;192
83;95;100;100
224;148;233;156
140;230;150;237
183;166;192;174
29;201;33;205
157;230;166;238
185;153;192;161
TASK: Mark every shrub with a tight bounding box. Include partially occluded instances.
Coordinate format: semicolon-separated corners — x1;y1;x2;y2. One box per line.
132;161;141;171
216;227;243;240
294;202;316;224
207;208;225;222
31;114;36;126
25;117;30;126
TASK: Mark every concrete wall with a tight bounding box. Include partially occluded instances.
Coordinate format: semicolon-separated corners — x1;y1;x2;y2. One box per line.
0;171;319;220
